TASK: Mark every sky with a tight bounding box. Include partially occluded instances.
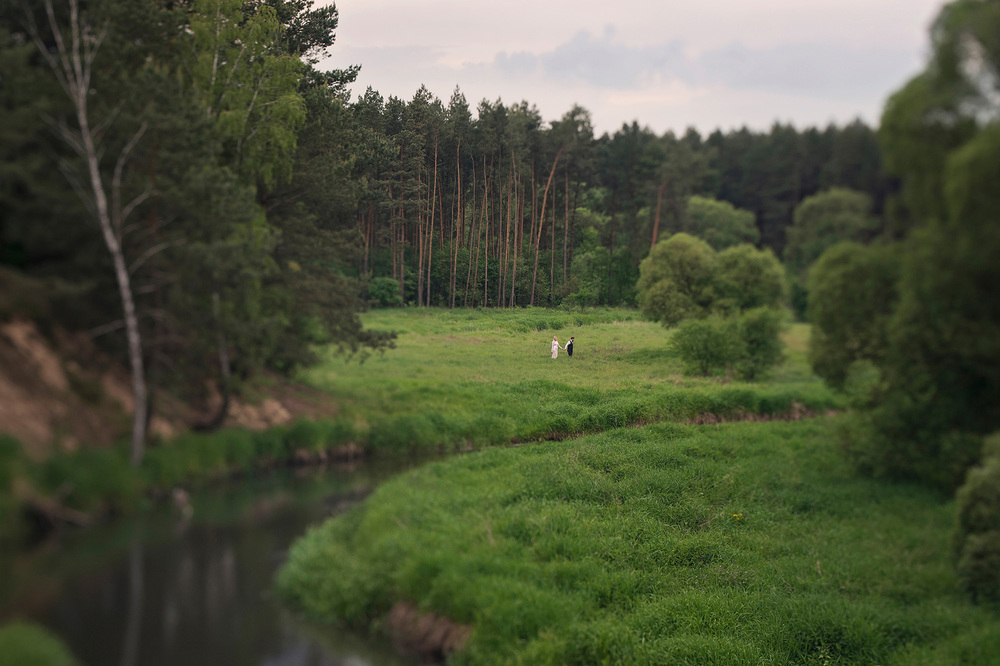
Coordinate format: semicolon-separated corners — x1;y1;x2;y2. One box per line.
315;0;949;137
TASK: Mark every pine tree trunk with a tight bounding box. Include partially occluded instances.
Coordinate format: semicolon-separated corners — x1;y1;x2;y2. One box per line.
451;142;461;309
530;147;564;306
426;139;438;307
464;160;477;307
563;170;569;283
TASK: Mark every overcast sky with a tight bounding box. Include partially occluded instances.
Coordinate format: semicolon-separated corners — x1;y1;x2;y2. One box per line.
316;0;948;137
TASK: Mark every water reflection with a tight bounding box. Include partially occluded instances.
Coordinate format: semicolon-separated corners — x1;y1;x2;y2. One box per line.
2;463;424;666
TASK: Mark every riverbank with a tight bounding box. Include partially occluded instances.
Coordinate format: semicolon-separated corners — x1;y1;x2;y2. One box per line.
1;460;428;666
1;309;843;543
277;417;1000;664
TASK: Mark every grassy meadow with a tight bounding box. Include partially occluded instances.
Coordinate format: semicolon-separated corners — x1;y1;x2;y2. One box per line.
297;308;841;451
277;308;1000;664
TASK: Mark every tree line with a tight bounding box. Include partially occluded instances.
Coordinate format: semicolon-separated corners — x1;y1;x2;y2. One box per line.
0;0;899;464
343;89;889;312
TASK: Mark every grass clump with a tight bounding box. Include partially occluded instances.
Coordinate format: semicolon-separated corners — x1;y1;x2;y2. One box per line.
278;418;1000;664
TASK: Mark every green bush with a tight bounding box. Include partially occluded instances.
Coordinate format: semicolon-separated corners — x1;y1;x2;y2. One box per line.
637;233;717;326
671;316;742;376
672;308;784;380
0;267;52;323
367;277;403;308
954;435;1000;603
0;622;77;666
733;307;785;381
806;241;899;389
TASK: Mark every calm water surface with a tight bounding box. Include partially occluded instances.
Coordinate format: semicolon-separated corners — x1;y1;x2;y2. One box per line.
1;459;429;666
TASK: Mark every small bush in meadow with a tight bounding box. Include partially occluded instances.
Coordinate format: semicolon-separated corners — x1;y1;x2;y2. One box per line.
671;316;742;376
954;435;1000;603
672;308;785;380
733;307;785;380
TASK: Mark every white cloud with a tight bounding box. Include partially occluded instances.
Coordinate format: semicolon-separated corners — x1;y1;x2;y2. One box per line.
320;0;949;134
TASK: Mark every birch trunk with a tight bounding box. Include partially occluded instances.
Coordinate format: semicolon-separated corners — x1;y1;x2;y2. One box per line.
29;0;148;464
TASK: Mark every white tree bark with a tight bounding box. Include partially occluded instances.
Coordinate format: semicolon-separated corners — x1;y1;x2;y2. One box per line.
26;0;149;464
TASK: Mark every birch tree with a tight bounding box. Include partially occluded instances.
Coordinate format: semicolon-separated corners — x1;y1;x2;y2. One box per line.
22;0;149;464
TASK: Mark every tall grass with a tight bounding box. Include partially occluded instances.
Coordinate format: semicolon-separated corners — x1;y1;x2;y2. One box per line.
278;418;1000;664
300;309;841;454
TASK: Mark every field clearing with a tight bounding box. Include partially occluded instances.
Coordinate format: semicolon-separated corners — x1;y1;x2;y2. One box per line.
277;309;1000;664
298;308;838;449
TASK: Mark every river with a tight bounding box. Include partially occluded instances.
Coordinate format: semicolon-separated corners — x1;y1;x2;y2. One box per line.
0;459;428;666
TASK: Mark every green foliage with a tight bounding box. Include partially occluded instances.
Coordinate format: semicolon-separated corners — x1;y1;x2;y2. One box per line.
713;244;787;314
734;307;785;381
637;233;717;326
784;188;881;279
0;436;24;538
638;234;787;330
367;277;403;308
140;419;359;489
671;315;742;376
683;195;759;249
0;267;50;323
806;242;900;389
0;622;77;666
824;1;1000;490
954;435;1000;603
33;448;137;514
672;308;785;380
854;128;1000;489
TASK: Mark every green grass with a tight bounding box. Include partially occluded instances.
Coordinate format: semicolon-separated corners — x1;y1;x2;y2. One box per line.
278;418;1000;665
299;309;841;452
2;309;835;533
0;622;77;666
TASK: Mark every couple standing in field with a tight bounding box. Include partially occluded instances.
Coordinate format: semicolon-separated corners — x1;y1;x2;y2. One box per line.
551;336;574;359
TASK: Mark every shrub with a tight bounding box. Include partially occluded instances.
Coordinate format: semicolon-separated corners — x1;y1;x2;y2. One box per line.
806;241;899;389
733;307;785;381
672;308;785;380
367;277;403;308
954;435;1000;603
671;316;742;376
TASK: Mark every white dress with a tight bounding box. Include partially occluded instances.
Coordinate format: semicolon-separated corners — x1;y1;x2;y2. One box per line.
551;340;559;359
